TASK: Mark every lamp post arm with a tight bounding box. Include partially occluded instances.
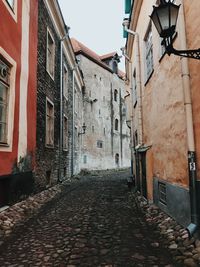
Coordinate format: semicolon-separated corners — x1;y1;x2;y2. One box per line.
166;44;200;60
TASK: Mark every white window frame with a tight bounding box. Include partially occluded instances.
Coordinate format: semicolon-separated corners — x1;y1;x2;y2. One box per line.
46;28;55;80
45;97;54;148
63;64;68;99
2;0;17;22
144;24;154;82
63;115;68;151
0;48;16;152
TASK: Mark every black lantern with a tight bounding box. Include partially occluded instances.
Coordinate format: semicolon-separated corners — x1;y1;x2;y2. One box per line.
150;0;200;60
150;0;180;39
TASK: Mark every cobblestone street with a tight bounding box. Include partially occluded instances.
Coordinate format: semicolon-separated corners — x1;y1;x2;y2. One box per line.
0;170;176;266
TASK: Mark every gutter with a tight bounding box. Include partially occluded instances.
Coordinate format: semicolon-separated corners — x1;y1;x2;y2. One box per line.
178;1;198;236
59;33;68;183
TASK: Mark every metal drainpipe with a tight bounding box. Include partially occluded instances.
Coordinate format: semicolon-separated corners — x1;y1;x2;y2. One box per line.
121;48;135;180
124;25;143;146
178;1;198;235
71;68;75;177
59;35;68;182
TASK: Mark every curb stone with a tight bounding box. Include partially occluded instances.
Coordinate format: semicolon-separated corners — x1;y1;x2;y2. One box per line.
131;192;200;266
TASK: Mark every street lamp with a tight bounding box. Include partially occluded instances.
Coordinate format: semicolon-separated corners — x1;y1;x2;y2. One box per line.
150;0;200;59
78;123;86;136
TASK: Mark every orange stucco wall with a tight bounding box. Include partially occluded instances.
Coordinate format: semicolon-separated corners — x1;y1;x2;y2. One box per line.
127;0;200;199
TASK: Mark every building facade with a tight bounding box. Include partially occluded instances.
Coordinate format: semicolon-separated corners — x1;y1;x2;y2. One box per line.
0;0;38;207
36;0;84;190
124;0;200;227
71;39;131;171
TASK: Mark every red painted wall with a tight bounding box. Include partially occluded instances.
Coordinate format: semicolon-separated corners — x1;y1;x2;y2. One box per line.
0;0;38;175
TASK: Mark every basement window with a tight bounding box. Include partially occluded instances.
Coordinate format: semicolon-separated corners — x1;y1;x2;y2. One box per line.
158;182;167;205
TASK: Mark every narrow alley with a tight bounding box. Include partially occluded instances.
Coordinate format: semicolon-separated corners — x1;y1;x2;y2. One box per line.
0;170;176;267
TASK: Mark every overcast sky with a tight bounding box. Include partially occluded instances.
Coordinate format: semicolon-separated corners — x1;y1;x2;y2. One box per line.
58;0;125;71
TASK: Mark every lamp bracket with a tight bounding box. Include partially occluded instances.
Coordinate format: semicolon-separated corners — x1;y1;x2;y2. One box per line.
166;44;200;60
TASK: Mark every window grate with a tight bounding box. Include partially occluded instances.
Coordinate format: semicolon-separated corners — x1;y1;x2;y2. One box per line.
158;182;167;205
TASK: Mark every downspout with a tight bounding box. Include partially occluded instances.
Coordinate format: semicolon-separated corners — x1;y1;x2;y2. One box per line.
124;24;143;146
59;34;68;182
119;89;123;166
71;68;75;177
178;1;198;235
121;48;134;178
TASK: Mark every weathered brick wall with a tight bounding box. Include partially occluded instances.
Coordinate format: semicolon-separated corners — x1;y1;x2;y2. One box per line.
35;0;69;190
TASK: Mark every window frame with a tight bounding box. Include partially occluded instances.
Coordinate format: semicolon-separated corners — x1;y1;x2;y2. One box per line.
2;0;17;21
0;49;16;152
63;115;68;151
144;23;154;83
115;118;119;131
45;97;54;148
63;64;68;100
97;140;103;148
114;89;118;102
46;28;55;80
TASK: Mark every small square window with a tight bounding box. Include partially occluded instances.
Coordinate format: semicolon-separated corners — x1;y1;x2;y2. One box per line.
97;140;103;148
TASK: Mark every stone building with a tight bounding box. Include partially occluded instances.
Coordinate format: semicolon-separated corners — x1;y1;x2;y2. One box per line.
71;39;131;171
0;0;38;207
124;0;200;228
36;0;84;190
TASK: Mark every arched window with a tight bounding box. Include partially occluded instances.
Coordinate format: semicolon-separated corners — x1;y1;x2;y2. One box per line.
115;119;119;131
115;153;119;166
114;89;118;102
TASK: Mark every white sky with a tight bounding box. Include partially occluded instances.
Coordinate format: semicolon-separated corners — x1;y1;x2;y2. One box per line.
58;0;125;71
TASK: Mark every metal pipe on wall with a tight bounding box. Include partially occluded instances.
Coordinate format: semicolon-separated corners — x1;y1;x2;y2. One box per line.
178;0;198;235
59;35;68;182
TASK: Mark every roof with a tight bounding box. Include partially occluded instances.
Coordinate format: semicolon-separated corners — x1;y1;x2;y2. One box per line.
71;38;125;80
100;52;118;61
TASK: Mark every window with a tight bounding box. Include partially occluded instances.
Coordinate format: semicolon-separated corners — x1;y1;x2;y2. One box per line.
114;89;118;102
3;0;17;21
113;61;118;74
63;65;68;99
46;29;55;79
97;140;103;148
115;119;119;131
144;25;153;81
46;98;54;147
6;0;14;9
74;88;78;114
133;70;137;107
104;128;106;136
158;182;167;205
83;155;87;164
0;58;10;144
63;116;68;150
115;153;119;166
63;167;66;177
92;126;94;133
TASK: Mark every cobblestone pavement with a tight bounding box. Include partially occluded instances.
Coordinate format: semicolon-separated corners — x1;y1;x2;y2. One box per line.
0;170;177;266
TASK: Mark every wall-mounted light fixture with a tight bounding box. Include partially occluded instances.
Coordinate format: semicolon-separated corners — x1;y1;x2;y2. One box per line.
78;123;86;136
150;0;200;59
